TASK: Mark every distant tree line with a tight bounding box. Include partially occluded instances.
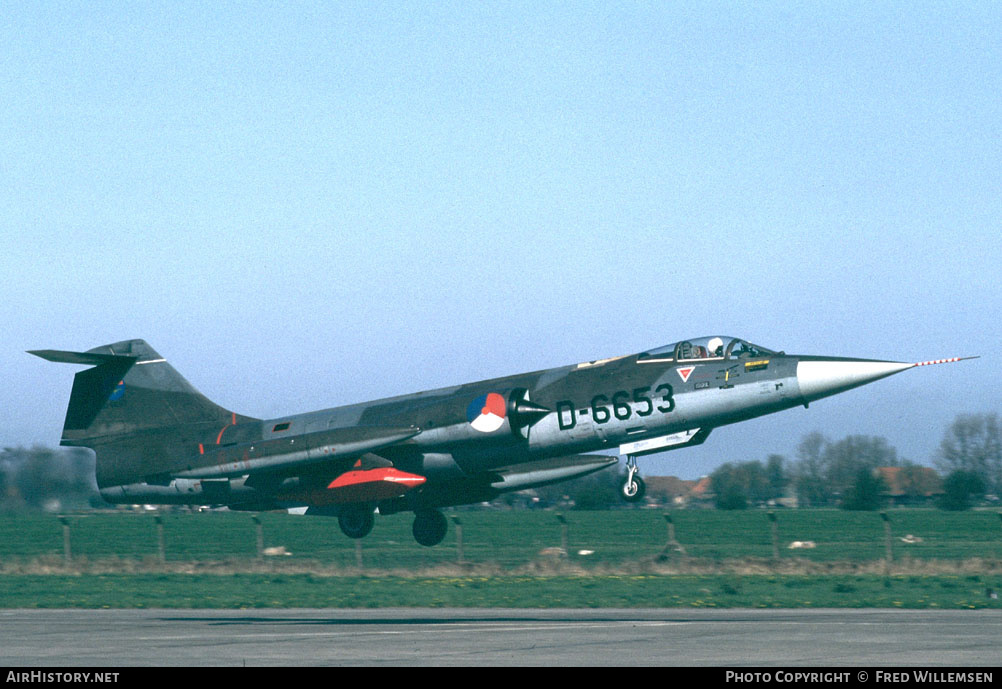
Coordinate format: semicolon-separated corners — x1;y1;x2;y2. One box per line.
935;413;1000;509
708;412;1001;511
708;454;787;510
787;433;901;510
0;446;99;512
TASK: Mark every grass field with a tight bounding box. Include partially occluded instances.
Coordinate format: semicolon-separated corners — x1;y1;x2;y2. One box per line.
1;509;1000;608
0;573;999;609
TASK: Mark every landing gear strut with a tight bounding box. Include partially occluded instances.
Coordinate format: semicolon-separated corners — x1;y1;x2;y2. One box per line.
412;509;448;547
621;454;646;503
338;505;375;539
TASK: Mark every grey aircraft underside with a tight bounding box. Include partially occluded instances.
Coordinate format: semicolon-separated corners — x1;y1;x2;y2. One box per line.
30;336;972;546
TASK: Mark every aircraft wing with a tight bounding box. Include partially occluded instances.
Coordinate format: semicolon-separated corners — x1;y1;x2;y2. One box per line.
174;425;422;480
489;454;618;492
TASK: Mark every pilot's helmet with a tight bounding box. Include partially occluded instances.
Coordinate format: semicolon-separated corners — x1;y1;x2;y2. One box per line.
708;337;724;357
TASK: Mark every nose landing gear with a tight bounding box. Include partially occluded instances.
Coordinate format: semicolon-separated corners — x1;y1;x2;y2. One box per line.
620;455;646;503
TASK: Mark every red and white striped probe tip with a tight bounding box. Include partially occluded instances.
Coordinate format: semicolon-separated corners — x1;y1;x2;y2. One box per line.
912;356;979;367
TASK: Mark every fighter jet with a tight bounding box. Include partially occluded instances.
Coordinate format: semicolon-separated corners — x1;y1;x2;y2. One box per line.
30;337;972;546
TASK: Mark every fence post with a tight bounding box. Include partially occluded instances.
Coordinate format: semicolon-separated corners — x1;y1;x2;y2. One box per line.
59;516;71;564
768;511;779;560
155;515;166;564
662;513;686;556
252;515;263;560
881;512;893;568
451;516;464;564
557;513;568;555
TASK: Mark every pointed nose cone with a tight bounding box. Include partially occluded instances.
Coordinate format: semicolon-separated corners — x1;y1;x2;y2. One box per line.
796;358;914;404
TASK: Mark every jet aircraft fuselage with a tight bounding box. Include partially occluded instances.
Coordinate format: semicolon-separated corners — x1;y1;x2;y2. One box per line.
31;336;970;546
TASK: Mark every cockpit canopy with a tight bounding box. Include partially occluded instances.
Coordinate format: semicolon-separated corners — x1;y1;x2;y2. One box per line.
638;336;777;362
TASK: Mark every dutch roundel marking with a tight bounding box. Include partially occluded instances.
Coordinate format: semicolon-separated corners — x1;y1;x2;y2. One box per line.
467;392;507;433
676;366;696;383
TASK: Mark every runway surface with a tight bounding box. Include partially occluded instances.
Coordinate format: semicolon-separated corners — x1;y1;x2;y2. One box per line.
2;608;1000;666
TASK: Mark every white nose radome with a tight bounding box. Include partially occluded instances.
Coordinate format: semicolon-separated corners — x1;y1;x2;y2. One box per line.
796;359;914;404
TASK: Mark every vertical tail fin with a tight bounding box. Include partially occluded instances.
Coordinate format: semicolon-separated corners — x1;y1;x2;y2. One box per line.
30;339;259;487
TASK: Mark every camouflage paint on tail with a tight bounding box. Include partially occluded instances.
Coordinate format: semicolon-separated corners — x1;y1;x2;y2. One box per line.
29;339;260;488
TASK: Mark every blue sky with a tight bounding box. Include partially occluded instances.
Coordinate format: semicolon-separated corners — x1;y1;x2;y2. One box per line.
2;2;1000;478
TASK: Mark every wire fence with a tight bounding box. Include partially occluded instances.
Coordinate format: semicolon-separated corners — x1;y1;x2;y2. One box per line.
2;509;1001;572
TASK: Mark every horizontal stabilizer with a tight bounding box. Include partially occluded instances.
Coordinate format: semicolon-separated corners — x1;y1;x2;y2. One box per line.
28;349;137;366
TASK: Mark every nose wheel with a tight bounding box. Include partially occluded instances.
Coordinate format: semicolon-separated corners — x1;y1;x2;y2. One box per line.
621;455;646;503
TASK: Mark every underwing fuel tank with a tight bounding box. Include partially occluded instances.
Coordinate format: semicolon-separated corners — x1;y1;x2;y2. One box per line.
326;467;426;503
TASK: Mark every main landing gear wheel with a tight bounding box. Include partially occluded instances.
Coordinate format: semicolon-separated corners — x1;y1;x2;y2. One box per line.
412;509;448;547
338;506;375;539
621;454;647;503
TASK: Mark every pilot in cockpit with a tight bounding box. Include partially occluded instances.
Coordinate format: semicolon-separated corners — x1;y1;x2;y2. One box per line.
708;337;725;357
